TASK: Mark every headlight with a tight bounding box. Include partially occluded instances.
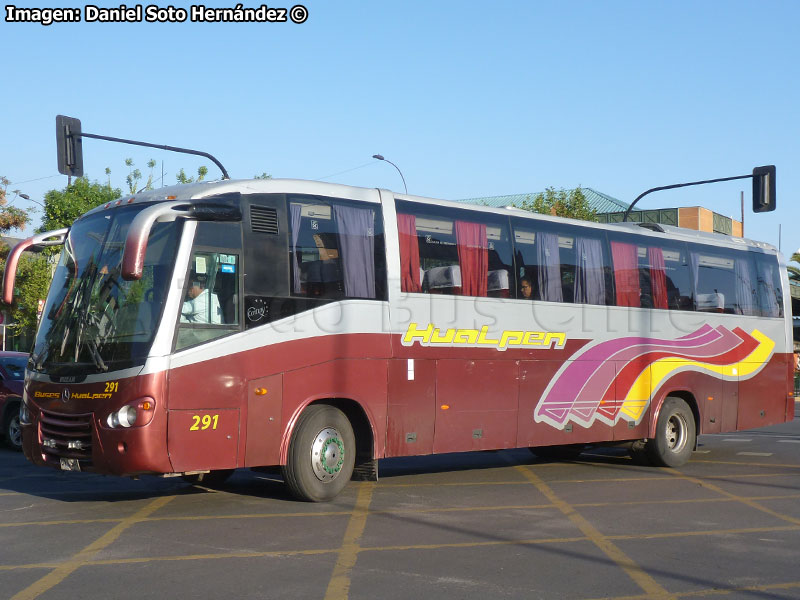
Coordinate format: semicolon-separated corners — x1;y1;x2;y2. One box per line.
118;405;137;427
106;400;154;429
107;405;137;428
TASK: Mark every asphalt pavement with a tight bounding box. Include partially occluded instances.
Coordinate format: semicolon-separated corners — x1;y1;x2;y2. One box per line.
2;402;799;600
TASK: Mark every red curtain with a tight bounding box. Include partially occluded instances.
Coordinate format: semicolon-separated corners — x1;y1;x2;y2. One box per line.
611;241;640;307
455;220;488;297
398;213;421;293
648;247;668;309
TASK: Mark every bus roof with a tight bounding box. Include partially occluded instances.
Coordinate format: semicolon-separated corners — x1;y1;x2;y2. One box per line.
80;177;780;256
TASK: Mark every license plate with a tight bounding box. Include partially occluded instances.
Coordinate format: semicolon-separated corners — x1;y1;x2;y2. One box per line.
60;458;81;471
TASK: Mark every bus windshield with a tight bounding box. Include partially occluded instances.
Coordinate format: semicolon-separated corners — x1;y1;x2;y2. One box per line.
31;204;180;376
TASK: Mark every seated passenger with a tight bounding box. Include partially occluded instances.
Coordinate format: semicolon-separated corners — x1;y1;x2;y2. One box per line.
181;275;222;324
520;276;533;299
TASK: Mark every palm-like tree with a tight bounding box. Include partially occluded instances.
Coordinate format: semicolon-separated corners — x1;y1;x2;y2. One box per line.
789;252;800;282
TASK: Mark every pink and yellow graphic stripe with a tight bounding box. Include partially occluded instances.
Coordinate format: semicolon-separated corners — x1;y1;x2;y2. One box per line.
534;325;775;429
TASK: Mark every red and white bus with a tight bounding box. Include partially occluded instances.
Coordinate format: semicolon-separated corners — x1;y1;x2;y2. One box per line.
4;178;793;501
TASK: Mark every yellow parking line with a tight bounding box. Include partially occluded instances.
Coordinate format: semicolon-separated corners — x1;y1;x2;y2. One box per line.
592;577;800;599
324;483;375;600
691;459;800;469
4;490;800;531
515;466;674;599
664;468;800;526
10;495;175;600
1;523;797;574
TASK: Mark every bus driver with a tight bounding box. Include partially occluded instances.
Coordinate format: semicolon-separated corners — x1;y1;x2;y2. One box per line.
181;274;222;324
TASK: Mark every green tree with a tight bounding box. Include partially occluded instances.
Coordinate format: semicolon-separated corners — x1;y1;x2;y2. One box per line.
6;253;51;334
176;165;209;184
788;252;800;283
124;158;158;193
254;172;272;180
516;187;598;222
0;176;32;233
39;176;122;232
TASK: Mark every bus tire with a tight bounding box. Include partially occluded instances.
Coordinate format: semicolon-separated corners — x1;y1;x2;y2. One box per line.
529;444;584;461
181;469;234;487
646;397;695;468
3;401;22;451
282;404;355;502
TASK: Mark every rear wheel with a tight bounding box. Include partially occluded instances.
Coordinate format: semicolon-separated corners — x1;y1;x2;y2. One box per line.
529;444;585;461
646;397;695;467
3;402;22;451
181;469;235;487
282;405;355;502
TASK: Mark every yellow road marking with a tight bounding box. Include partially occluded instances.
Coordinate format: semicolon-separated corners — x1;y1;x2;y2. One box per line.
515;466;674;599
690;458;800;469
592;577;800;599
324;483;375;600
665;468;800;526
4;490;800;531
1;523;797;573
10;495;175;600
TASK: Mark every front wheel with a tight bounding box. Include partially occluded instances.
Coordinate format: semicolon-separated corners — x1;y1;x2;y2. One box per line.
282;405;355;502
4;403;22;451
646;397;696;467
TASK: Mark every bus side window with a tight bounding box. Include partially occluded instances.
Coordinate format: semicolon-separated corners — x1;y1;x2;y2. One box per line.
289;198;385;300
176;252;240;351
512;220;609;305
691;248;754;315
753;254;783;317
399;203;512;298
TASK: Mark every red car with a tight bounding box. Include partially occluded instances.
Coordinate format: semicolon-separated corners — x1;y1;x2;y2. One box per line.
0;351;28;451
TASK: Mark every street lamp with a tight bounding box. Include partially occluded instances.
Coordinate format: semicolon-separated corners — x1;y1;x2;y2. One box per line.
18;193;45;208
372;154;408;194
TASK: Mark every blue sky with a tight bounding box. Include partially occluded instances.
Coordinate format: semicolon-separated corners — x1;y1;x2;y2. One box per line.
3;0;798;255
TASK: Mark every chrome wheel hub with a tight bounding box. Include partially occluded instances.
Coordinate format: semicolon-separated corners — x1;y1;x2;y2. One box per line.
311;427;345;482
8;415;21;448
666;413;688;453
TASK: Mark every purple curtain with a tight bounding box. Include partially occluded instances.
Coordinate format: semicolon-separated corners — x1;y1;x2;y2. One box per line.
537;232;563;302
734;257;756;315
290;203;302;294
574;237;606;304
334;204;375;298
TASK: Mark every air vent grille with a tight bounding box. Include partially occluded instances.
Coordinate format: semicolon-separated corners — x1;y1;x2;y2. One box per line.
251;206;279;234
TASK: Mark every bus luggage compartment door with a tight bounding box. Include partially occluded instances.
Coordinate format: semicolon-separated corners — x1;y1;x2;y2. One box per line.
167;408;239;472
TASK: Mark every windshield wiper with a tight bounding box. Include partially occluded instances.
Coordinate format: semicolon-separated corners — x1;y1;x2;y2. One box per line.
87;339;108;372
33;347;50;372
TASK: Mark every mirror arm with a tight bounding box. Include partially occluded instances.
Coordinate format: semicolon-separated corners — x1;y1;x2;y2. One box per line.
2;228;69;305
121;200;242;280
121;201;194;280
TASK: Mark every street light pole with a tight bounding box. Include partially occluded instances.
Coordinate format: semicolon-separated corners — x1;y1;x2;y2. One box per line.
18;193;45;208
372;154;407;194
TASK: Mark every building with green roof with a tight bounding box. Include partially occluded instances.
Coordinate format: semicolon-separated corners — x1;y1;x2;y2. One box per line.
454;188;742;237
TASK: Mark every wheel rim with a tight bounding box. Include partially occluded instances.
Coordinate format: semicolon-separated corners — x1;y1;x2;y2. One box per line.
8;415;21;448
665;412;688;454
311;427;345;482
